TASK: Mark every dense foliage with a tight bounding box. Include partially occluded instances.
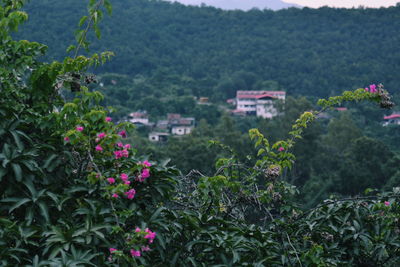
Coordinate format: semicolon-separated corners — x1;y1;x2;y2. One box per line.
1;1;400;266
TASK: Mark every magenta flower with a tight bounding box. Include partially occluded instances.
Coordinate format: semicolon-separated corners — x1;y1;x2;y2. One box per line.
142;160;152;167
109;248;117;253
97;132;106;139
107;177;115;184
135;227;141;232
365;87;369;92
118;130;127;138
117;142;124;148
64;136;70;142
384;201;390;206
95;145;103;152
141;168;150;180
278;147;285;152
120;173;129;181
105;117;112;122
130;249;141;257
144;229;156;243
124;181;131;185
76;126;84;132
112;193;119;198
124;144;131;149
114;150;123;159
369;84;377;93
125;188;136;199
141;246;150;252
121;149;129;158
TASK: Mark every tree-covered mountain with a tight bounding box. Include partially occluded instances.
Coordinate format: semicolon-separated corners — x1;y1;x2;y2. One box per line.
17;0;400;99
164;0;301;10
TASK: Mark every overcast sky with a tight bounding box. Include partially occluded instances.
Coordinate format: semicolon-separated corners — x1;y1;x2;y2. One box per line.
172;0;399;8
286;0;399;8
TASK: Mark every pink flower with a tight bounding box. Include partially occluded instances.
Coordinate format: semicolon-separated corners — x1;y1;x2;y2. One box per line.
140;168;150;181
135;227;141;232
97;132;106;139
76;126;84;132
124;181;131;185
369;84;377;93
121;149;129;158
124;144;131;149
95;145;103;151
117;142;124;148
144;229;156;243
120;173;129;181
125;188;136;199
118;130;127;138
384;201;390;206
109;248;117;253
365;87;369;92
112;193;119;198
278;147;285;152
64;136;70;142
142;160;152;167
105;117;112;122
141;246;150;252
130;249;141;257
107;177;115;184
114;150;123;159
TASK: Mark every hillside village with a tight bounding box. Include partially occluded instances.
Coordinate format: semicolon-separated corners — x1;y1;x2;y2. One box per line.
124;90;287;142
123;89;399;142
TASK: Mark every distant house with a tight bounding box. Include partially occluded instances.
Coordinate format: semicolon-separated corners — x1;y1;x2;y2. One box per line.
148;114;195;141
168;114;195;135
383;113;400;126
235;90;286;118
149;132;169;142
128;111;149;126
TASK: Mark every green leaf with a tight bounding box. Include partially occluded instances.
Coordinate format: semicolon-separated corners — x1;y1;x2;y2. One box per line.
8;198;31;213
78;16;88;27
11;163;22;181
38;201;50;222
10;130;24;150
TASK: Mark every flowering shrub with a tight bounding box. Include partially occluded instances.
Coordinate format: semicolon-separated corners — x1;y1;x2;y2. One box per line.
1;1;399;266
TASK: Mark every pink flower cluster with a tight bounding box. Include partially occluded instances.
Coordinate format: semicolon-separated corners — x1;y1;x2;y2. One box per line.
144;228;156;243
125;189;136;199
114;149;129;159
137;160;151;182
114;143;131;159
365;84;377;93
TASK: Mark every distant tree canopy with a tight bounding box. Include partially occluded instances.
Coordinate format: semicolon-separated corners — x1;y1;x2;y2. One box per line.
17;0;400;99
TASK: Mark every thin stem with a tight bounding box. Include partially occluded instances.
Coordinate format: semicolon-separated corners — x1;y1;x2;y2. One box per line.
73;0;104;59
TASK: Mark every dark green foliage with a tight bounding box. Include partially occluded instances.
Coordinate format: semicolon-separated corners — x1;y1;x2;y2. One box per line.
16;0;400;100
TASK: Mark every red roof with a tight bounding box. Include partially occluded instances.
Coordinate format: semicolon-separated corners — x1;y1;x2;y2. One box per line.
384;114;400;120
256;94;276;99
236;90;285;99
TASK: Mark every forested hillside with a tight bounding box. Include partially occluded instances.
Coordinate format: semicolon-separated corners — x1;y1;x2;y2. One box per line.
18;0;400;99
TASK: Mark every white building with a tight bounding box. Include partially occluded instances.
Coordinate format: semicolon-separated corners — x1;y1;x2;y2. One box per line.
383;113;400;126
128;111;149;125
235;91;286;118
149;132;169;142
170;116;195;136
